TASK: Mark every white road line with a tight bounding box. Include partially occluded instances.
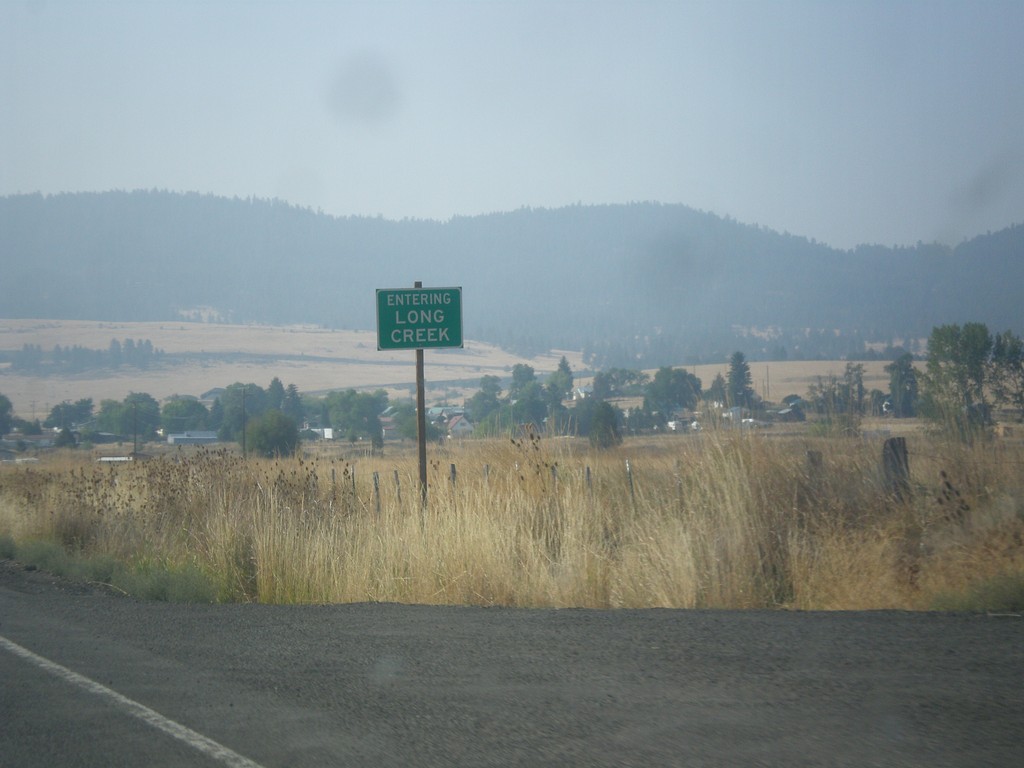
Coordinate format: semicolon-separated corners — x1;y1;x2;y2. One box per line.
0;634;267;768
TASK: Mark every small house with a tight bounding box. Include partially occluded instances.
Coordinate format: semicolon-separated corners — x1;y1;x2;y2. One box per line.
446;414;474;439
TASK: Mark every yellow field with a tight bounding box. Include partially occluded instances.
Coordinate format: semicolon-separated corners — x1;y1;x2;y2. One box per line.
0;318;895;417
0;319;583;416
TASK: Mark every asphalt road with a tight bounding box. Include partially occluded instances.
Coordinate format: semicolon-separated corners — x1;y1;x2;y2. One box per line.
1;560;1022;767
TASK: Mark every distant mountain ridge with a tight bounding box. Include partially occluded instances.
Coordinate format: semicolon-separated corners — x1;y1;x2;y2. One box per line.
1;191;1021;367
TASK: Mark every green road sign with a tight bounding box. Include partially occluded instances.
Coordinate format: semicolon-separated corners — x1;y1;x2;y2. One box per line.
376;286;463;350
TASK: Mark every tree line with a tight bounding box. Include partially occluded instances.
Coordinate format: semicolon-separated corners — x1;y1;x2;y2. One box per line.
2;323;1021;456
6;338;164;374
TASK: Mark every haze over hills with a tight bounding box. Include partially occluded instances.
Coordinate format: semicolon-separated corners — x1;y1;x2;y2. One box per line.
2;191;1021;368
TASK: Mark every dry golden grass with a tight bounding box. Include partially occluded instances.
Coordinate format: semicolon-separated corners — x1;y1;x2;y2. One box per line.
3;430;1021;610
0;319;583;414
1;319;899;421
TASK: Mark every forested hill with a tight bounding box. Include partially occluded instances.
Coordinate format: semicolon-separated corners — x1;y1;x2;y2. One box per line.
2;191;1021;367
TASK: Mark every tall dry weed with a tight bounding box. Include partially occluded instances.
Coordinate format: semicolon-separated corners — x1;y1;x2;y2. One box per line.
2;432;1021;609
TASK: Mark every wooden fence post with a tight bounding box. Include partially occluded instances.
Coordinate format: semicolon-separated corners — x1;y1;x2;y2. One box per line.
806;450;823;480
373;471;381;516
882;437;911;501
675;458;684;513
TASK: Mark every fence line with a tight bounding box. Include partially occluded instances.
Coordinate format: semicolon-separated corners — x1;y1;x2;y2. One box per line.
302;439;927;512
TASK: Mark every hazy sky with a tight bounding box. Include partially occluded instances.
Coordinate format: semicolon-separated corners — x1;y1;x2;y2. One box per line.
3;0;1023;249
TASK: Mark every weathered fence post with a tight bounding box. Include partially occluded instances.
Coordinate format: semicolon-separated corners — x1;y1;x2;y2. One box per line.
585;465;593;498
373;471;381;516
675;458;684;514
806;450;823;480
626;459;636;507
450;463;457;487
393;469;402;506
882;437;911;501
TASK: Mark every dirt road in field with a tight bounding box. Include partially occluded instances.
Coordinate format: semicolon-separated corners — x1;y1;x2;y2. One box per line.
1;560;1021;767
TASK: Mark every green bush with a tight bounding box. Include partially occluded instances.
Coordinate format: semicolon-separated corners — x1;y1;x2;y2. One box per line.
931;572;1024;613
111;560;218;603
16;539;76;576
0;533;17;559
2;537;216;603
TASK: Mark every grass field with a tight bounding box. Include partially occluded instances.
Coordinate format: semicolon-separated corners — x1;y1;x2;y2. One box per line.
2;429;1022;611
0;319;890;417
0;319;583;415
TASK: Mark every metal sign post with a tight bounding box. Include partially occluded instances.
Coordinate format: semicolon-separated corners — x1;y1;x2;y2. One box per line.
377;282;463;505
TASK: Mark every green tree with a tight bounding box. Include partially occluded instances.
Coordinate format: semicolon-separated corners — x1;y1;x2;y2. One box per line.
589;401;622;448
843;362;866;415
705;372;727;403
218;384;267;442
546;356;574;404
508;364;536;400
885;353;919;417
43;398;94;429
922;323;993;421
97;392;160;441
465;375;502;423
605;368;649;396
283;383;304;422
160;396;209;432
590;371;612;401
509;380;549;428
245;410;299;457
805;367;865;435
323;389;388;448
267;377;286;410
10;417;42;435
727;352;753;408
805;364;865;417
96;397;125;434
208;398;225;431
0;393;12;436
990;330;1024;415
391;401;442;441
643;367;701;423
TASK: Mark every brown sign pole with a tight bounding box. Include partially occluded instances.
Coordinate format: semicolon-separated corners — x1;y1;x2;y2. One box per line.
377;281;463;508
415;284;428;505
